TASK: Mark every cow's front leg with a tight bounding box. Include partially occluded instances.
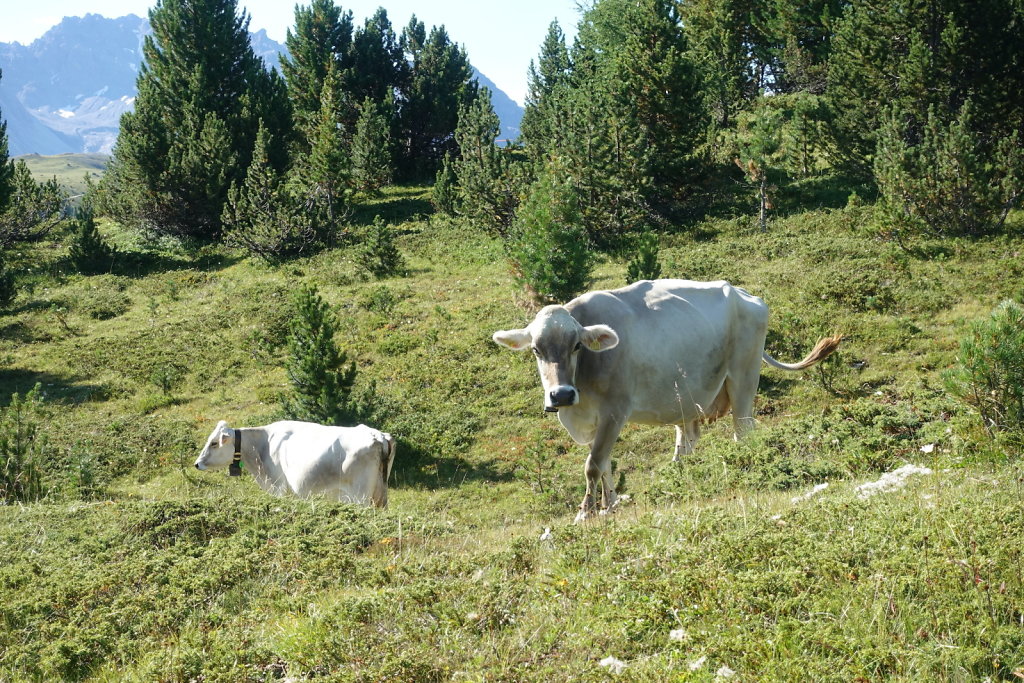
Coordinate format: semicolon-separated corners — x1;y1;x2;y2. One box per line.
575;415;626;523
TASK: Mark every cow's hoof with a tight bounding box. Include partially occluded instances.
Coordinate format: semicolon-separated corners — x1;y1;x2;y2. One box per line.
574;509;593;524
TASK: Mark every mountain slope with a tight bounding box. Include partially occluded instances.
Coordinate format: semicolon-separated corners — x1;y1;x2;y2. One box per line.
473;68;523;141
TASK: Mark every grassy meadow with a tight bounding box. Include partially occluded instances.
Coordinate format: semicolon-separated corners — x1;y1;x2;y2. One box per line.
1;178;1023;681
14;153;108;197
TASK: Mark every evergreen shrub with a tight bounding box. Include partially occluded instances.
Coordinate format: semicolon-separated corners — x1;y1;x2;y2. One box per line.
222;124;324;263
626;231;661;283
0;161;67;247
0;254;15;309
431;153;458;216
508;158;591;304
875;102;1022;240
68;206;116;275
943;300;1024;439
0;384;47;503
359;217;406;279
282;285;360;426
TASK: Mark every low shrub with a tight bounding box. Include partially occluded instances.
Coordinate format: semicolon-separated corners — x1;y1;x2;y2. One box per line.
508;157;591;304
943;300;1024;439
625;231;662;283
359;217;406;279
0;384;47;503
281;285;359;426
68;206;116;275
874;101;1022;240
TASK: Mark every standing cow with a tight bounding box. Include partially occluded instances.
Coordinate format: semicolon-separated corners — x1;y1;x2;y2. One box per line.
493;279;840;521
195;420;396;507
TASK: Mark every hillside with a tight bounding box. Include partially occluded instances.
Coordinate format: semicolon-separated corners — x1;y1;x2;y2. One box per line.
0;178;1022;680
15;152;108;195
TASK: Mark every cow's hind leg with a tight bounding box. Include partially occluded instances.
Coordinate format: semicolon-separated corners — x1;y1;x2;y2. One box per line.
726;367;760;441
575;414;626;523
673;421;700;463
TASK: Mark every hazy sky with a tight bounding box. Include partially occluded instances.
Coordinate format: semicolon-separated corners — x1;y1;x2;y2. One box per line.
0;0;583;105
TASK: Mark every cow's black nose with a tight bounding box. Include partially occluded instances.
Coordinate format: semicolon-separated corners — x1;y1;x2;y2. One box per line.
194;463;200;469
549;386;577;407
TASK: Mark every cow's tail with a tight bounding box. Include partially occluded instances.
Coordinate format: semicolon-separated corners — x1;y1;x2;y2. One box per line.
762;334;842;371
379;432;396;484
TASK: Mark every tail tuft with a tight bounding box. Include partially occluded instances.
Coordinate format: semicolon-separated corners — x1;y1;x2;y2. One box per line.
763;334;843;371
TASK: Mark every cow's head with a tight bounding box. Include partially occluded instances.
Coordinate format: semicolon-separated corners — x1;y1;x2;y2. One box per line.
493;306;619;411
194;420;235;470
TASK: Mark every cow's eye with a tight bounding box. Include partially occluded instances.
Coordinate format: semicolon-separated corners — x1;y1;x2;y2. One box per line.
531;347;540;356
573;342;582;352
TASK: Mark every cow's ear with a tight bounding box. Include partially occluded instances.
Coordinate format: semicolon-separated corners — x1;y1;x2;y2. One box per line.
218;427;234;446
582;324;619;352
492;328;532;351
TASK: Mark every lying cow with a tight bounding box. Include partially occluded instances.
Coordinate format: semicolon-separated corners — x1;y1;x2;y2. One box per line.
195;420;396;507
493;279;840;522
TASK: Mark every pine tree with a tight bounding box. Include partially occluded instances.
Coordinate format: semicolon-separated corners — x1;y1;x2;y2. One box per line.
222;122;320;262
0;69;13;214
626;231;662;283
452;88;517;234
780;92;824;178
431;152;459;216
282;285;358;426
0;161;67;248
509;157;592;304
103;0;291;238
0;256;14;310
520;21;572;158
827;0;1024;175
351;96;393;195
294;63;350;230
543;73;649;249
280;0;354;138
69;206;116;275
348;8;406;106
0;67;17;308
0;385;47;503
359;217;406;279
679;0;759;142
732;106;784;231
875;101;1023;239
529;0;706;239
397;19;476;179
769;0;843;94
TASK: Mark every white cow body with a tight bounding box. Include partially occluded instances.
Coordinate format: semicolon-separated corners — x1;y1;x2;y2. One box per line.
493;279;840;521
195;420;396;507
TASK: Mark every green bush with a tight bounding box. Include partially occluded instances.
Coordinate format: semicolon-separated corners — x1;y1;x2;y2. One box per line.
625;231;662;283
359;217;406;279
68;206;116;275
281;285;360;426
943;300;1024;438
0;384;47;503
431;152;458;216
0;252;15;308
874;101;1022;240
0;161;67;248
508;157;591;304
222;123;328;263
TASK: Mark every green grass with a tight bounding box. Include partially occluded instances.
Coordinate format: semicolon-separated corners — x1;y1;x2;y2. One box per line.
1;181;1023;680
14;153;108;196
